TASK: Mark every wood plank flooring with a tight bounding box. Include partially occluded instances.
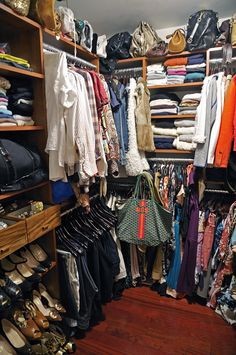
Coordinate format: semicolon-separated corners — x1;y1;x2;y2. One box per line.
75;287;236;355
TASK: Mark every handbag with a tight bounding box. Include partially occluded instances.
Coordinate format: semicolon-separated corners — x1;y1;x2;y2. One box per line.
145;41;167;57
166;29;186;53
186;10;219;51
29;0;58;31
130;21;162;57
106;32;132;59
117;172;172;246
231;13;236;45
0;139;47;193
4;0;30;16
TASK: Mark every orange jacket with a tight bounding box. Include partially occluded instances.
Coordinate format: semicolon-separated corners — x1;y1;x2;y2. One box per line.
214;75;236;168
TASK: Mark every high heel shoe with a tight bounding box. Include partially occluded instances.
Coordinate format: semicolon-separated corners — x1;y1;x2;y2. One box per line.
38;283;66;313
8;253;27;265
1;319;33;354
0;289;11;311
16;263;41;284
0;274;22;299
33;290;62;321
19;248;47;273
29;244;51;269
12;308;42;340
4;269;32;293
49;324;76;353
0;334;16;355
24;299;49;329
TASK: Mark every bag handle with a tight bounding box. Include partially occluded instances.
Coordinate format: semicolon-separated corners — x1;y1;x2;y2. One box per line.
166;28;185;39
134;172;155;200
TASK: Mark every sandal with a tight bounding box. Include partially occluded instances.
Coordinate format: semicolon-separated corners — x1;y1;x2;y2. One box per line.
33;290;62;321
12;308;42;340
24;299;49;329
39;283;66;313
48;325;76;353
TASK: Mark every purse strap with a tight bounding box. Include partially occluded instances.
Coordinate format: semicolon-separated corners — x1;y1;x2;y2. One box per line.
134;172;155;200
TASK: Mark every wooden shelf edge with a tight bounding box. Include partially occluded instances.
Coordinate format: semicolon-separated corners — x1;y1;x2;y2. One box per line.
0;126;44;132
0;3;41;29
42;261;57;276
148;82;203;89
151;114;195;119
0;181;49;201
154;149;194;154
43;28;98;60
0;63;44;78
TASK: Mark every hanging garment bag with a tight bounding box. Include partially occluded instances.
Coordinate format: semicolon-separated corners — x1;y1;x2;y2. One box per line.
117;172;172;246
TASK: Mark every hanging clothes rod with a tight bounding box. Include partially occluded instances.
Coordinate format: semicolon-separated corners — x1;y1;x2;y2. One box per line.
148;157;193;162
204;189;232;194
43;43;96;70
114;67;143;73
209;57;236;62
60;205;78;217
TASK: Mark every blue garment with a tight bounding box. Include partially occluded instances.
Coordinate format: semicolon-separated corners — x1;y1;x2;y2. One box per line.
188;54;205;65
109;82;128;165
230;226;236;246
0;113;12;118
212;219;224;254
184;73;205;81
0;59;32;71
0;108;12;115
167;204;183;290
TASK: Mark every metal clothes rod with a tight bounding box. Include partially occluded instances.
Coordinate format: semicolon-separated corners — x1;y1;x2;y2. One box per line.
148;157;194;162
209;58;236;62
114;67;143;74
204;189;232;194
60;205;78;217
43;43;96;70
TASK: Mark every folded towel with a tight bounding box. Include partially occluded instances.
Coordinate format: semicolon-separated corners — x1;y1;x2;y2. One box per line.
184;73;205;81
150;99;178;106
152;126;177;136
178;110;197;115
154;137;175;144
150;93;180;102
155;120;176;128
177;127;195;135
151;109;178;115
181;93;202;101
174;119;195;127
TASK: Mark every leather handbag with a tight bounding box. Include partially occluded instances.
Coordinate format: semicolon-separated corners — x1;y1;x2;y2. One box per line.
231;13;236;45
29;0;58;32
117;172;172;246
186;10;219;51
166;29;186;53
0;139;47;193
106;32;132;59
130;21;162;57
145;41;167;57
4;0;30;16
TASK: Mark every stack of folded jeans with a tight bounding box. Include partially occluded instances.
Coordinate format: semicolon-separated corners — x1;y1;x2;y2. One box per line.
163;57;187;85
0;53;31;71
178;93;201;116
0;76;16;127
185;54;206;83
8;79;34;126
173;118;196;151
147;64;167;86
150;93;180;116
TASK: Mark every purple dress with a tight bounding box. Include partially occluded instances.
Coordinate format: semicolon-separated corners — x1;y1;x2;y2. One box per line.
177;171;199;295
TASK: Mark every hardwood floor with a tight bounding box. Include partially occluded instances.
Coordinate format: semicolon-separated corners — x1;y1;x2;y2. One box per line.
75;287;236;355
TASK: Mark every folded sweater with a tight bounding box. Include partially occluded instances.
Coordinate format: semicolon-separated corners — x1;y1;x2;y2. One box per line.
176;127;195;135
152;126;177;136
174;119;195;127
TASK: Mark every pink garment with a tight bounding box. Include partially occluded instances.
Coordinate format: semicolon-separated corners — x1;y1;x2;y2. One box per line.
167;70;187;75
201;213;216;271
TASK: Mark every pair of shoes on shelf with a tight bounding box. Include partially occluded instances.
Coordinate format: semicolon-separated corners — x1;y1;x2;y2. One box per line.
33;289;62;322
21;243;52;271
0;319;76;354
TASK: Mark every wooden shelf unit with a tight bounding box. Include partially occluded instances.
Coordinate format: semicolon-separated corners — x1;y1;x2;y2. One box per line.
0;181;49;201
148;82;203;90
155;149;194;154
0;125;44;131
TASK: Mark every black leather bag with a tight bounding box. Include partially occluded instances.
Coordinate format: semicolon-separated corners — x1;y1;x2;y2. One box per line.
186;10;219;51
106;32;132;59
0;139;47;193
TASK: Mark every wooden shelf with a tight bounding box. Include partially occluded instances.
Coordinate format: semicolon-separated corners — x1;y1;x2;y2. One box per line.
0;126;44;132
155;149;194;154
43;28;98;62
0;181;49;201
0;3;41;29
0;63;44;78
148;82;203;90
152;114;195;119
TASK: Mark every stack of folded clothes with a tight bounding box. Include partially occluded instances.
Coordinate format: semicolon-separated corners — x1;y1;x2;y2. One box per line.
163;57;187;85
8;79;34;126
0;76;16;127
152;123;177;149
173;118;196;151
150;93;180;116
147;64;167;86
0;53;31;71
185;54;206;83
178;93;201;116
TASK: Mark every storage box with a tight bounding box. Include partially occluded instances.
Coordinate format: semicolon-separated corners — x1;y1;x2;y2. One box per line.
0;218;27;259
6;204;61;243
